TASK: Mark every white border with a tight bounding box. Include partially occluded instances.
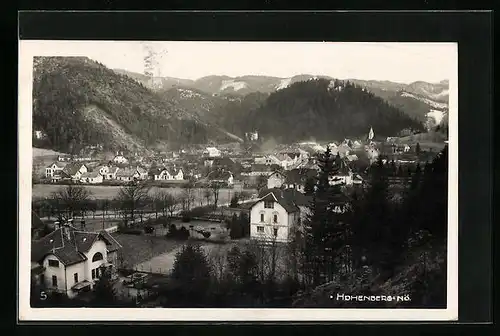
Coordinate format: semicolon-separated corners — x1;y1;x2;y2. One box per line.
18;41;458;321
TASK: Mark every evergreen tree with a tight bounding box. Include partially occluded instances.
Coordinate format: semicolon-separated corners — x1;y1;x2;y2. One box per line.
351;156;393;273
170;243;212;306
303;147;348;286
416;142;421;156
92;267;117;307
227;246;260;297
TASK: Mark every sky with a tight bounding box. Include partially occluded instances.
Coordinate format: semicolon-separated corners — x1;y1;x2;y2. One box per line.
22;41;457;84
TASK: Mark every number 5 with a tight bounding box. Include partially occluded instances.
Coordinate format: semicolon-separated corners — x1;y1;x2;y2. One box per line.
40;291;47;300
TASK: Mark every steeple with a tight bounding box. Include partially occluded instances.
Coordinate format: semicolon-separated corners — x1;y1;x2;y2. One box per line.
368;126;374;141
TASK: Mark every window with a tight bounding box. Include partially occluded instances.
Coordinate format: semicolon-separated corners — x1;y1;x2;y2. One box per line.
74;273;79;283
273;228;278;237
92;252;103;262
92;269;96;279
51;275;57;287
48;259;59;267
257;226;264;233
273;214;278;223
260;213;265;222
264;201;274;209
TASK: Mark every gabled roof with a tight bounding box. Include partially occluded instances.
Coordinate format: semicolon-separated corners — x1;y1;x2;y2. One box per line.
81;170;101;179
116;168;137;177
268;170;286;179
46;161;68;169
212;157;235;166
252;188;312;213
31;227;87;266
136;166;147;174
32;225;122;266
62;162;86;176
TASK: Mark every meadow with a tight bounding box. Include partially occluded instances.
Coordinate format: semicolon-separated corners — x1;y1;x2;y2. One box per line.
32;184;255;204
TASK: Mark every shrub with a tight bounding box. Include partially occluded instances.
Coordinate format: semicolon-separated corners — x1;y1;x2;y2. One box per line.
178;226;190;240
122;229;142;235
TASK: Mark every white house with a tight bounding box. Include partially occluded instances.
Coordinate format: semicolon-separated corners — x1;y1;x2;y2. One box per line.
116;168;139;182
136;166;149;180
45;162;68;178
153;167;184;181
61;163;88;181
103;166;119;180
249;188;311;244
329;157;354;186
113;155;129;164
254;155;281;166
267;171;287;189
79;171;103;184
204;147;221;158
31;222;122;299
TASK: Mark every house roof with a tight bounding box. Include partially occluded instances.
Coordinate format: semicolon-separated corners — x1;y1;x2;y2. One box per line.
81;170;101;179
252;188;312;213
62;162;86;176
31;225;122;266
212;157;235;166
116;168;137;177
251;164;277;172
207;169;233;181
136;166;148;174
284;168;318;185
268;170;286;179
47;161;68;169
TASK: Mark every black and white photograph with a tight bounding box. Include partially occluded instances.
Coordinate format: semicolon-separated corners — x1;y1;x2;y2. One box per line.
19;40;458;321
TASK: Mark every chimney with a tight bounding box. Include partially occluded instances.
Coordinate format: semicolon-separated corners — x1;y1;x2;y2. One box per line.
81;220;86;231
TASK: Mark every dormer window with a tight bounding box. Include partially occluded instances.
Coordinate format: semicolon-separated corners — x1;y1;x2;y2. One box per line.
264;201;274;209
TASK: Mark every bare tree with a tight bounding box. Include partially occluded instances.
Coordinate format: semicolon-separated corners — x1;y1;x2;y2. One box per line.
210;181;223;209
115;181;151;226
163;193;179;219
208;245;227;282
50;183;93;219
181;180;196;212
203;188;213;207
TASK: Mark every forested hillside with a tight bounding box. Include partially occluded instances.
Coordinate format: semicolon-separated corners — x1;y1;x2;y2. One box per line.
32;57;231;154
239;79;425;143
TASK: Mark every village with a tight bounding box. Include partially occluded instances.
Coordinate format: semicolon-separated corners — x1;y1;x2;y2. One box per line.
30;127;443;307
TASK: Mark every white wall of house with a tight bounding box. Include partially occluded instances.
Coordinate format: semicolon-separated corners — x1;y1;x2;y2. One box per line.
113;156;128;164
250;200;293;243
45;164;65;178
41;255;86;298
267;174;285;189
329;174;353;186
71;165;88;180
83;239;108;286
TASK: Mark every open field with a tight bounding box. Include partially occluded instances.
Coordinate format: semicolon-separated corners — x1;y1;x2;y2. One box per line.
33;184;255;203
111;233;184;269
33;147;66;158
134;240;242;275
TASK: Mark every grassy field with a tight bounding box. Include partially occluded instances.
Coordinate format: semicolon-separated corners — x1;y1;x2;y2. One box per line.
32;184;250;204
111;233;184;270
33;147;66;158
